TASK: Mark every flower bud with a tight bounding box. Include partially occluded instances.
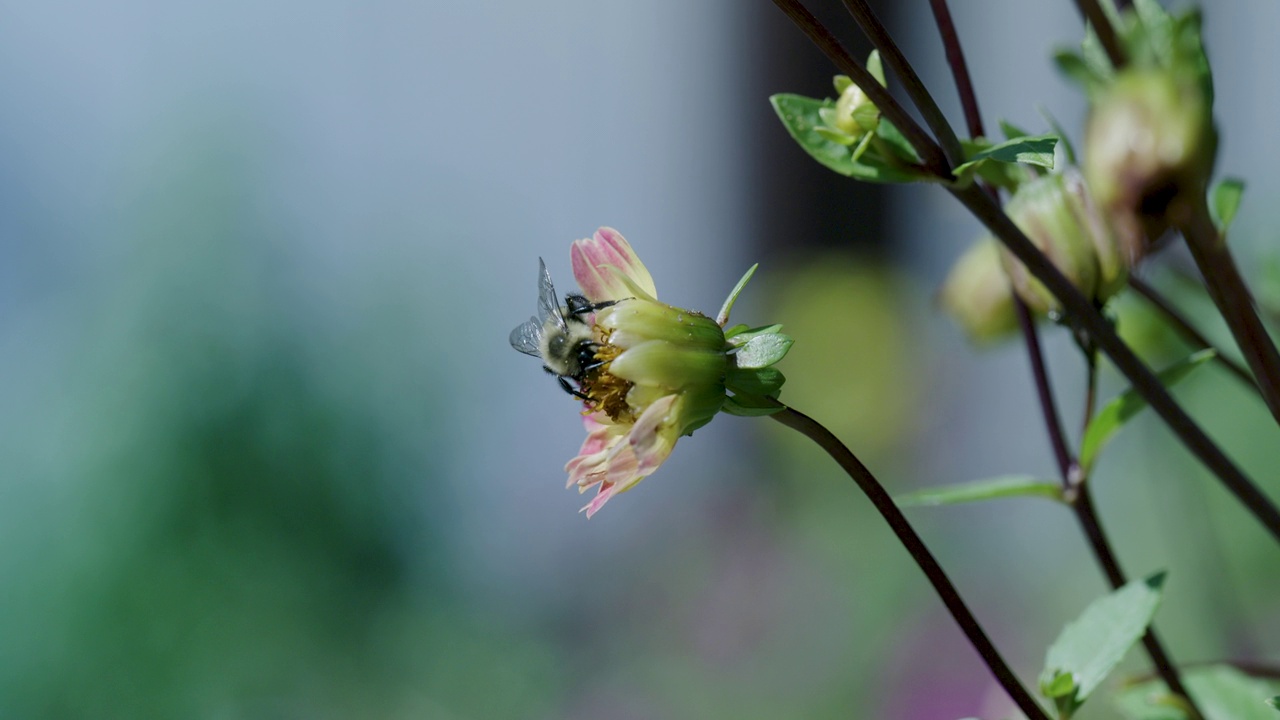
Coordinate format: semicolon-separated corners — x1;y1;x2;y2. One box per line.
816;69;882;147
1085;66;1214;255
939;239;1019;344
999;170;1127;314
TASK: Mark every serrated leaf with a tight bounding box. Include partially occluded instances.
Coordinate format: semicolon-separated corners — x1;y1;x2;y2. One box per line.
1210;178;1245;233
1115;665;1280;720
717;263;759;326
1041;572;1167;715
953;135;1057;182
721;393;785;417
896;475;1064;507
1079;349;1216;472
733;333;793;369
769;94;926;184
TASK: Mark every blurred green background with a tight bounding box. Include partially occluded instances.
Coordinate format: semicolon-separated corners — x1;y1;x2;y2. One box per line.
1;1;1277;718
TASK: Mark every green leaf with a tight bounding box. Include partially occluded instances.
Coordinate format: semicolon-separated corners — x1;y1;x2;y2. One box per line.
954;134;1058;175
896;475;1064;507
999;119;1033;142
1268;696;1280;710
716;263;759;326
1115;665;1280;720
733;332;794;369
1054;49;1109;95
769;94;926;184
726;366;786;397
1210;178;1245;233
866;49;885;87
721;393;784;417
726;323;784;344
1041;572;1167;717
1079;349;1216;472
1038;105;1078;166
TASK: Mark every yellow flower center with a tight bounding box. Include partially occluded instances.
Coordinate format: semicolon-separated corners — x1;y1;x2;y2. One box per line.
579;328;635;423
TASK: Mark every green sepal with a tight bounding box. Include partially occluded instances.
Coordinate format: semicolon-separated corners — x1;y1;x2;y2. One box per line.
731;332;794;370
769;93;931;184
895;475;1064;508
716;263;759;326
721;393;785;417
1079;349;1215;472
1210;178;1245;234
726;323;783;342
726;365;786;398
1040;572;1167;718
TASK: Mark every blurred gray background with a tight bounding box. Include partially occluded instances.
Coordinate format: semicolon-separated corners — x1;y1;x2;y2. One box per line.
1;1;1276;718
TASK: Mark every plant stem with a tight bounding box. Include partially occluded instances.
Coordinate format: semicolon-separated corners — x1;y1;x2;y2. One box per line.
1070;484;1200;717
1072;346;1202;718
1176;195;1280;424
838;0;965;165
925;2;1199;704
770;0;1280;544
1014;298;1074;474
927;0;983;139
950;182;1280;545
769;404;1052;720
1128;274;1259;392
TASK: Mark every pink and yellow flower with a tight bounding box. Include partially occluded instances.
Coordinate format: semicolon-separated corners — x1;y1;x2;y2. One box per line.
563;228;728;516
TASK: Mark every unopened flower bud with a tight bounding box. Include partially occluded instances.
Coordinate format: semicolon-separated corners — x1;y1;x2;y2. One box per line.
1085;66;1214;254
999;170;1127;314
939;238;1019;344
817;70;882;148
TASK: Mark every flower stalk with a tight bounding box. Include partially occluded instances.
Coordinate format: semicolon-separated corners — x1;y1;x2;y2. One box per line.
768;403;1052;720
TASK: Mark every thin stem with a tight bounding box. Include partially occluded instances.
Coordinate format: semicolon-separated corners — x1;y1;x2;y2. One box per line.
1176;195;1280;424
1073;0;1127;68
950;181;1280;545
772;0;1280;544
1071;485;1201;717
927;0;984;139
1082;348;1099;437
769;405;1052;720
1128;274;1259;392
1014;298;1074;476
768;0;950;177
839;0;966;166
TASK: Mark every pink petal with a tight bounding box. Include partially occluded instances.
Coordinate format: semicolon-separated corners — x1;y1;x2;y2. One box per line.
571;228;659;303
582;481;620;517
627;395;679;474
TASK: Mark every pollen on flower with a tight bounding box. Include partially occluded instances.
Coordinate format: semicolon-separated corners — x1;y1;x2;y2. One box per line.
580;332;634;422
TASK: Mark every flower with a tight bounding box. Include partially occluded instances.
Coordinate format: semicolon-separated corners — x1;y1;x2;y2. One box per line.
514;228;793;517
564;228;729;516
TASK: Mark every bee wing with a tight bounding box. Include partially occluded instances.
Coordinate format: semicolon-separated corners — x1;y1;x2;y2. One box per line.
536;258;568;331
509;316;544;357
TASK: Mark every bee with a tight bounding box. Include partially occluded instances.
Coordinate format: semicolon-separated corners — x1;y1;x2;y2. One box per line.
510;259;619;400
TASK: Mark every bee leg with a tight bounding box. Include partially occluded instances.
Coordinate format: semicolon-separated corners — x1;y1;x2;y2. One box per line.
565;294;624;316
557;375;591;401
